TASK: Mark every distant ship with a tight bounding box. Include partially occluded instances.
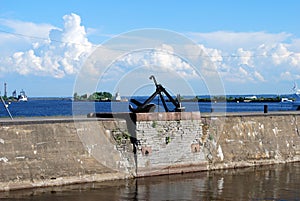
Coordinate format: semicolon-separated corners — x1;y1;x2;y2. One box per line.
17;90;28;102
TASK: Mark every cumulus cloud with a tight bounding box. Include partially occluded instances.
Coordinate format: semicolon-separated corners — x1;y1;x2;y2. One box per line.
188;31;300;84
0;13;94;78
189;31;291;51
2;13;300;93
105;30;300;86
270;44;290;65
115;49;197;79
236;48;253;67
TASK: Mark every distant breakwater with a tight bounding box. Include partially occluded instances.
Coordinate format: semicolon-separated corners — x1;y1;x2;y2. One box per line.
183;96;285;103
1;94;292;103
72;95;287;103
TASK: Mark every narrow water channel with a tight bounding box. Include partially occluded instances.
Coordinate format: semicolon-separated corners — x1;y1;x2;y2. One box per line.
1;162;300;200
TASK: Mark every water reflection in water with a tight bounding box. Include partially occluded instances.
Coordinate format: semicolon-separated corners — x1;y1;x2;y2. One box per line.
1;162;300;200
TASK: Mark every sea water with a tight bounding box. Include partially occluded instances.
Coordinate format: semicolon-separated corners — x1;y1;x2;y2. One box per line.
1;162;300;200
0;98;294;118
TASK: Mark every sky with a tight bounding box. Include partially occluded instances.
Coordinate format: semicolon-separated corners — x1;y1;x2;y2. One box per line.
1;0;300;97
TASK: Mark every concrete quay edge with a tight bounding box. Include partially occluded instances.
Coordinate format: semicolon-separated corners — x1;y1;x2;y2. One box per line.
0;172;132;192
1;111;300;124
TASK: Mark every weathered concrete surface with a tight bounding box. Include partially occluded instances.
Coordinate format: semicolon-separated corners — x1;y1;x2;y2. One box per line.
0;118;135;191
1;112;300;191
133;112;300;176
205;113;300;170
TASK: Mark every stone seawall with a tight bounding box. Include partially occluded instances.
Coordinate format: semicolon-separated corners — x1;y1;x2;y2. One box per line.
1;112;300;191
0;118;135;191
133;112;300;177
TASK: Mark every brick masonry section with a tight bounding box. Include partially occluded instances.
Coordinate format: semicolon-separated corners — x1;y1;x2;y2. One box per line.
135;112;202;121
135;118;207;176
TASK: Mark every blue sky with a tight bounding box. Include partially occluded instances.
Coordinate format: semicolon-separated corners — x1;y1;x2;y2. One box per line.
1;0;300;97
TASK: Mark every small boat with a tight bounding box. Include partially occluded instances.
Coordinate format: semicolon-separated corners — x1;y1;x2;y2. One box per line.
281;97;293;103
18;90;28;102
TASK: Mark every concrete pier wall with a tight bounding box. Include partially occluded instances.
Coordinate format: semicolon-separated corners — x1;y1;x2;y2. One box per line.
134;112;300;177
1;112;300;191
0;118;135;191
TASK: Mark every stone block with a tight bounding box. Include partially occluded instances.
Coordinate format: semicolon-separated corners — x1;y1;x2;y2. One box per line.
191;143;200;153
141;146;152;156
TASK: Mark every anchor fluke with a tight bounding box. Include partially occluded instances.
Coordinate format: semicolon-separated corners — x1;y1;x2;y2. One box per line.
129;75;185;113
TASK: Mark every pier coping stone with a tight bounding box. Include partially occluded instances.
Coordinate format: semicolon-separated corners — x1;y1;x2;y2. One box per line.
0;116;116;126
135;111;202;121
88;111;300;122
1;111;300;125
87;112;202;121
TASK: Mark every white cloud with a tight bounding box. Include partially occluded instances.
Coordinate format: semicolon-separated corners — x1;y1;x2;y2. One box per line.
269;44;300;68
0;18;56;40
198;44;223;64
105;31;300;86
290;53;300;66
1;13;300;94
116;49;197;79
188;31;291;51
271;43;290;65
186;31;300;85
0;13;94;78
236;48;253;67
0;31;17;46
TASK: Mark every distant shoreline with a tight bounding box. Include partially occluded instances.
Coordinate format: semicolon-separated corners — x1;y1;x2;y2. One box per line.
28;97;72;101
11;94;295;103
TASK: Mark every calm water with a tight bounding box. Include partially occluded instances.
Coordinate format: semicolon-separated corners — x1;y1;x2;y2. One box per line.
0;98;294;118
1;162;300;200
